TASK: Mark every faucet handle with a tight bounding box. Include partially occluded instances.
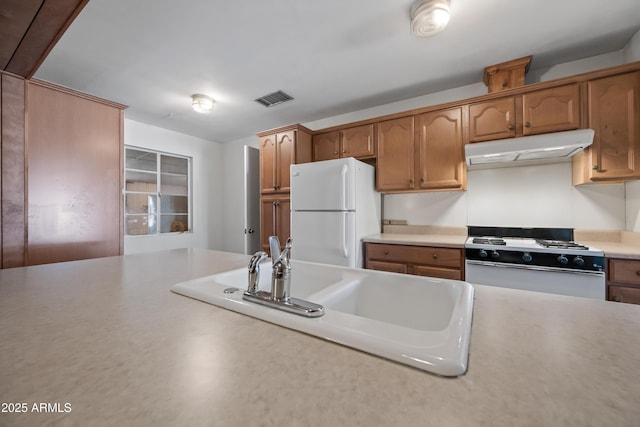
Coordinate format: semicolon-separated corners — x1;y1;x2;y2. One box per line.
268;236;281;261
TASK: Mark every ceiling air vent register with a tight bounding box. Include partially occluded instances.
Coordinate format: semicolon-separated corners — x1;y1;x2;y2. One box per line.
254;90;294;107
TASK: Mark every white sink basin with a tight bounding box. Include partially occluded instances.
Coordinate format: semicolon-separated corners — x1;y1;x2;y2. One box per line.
171;260;474;376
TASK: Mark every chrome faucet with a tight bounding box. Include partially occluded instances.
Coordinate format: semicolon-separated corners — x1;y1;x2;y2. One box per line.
243;236;324;317
247;251;268;294
270;237;292;301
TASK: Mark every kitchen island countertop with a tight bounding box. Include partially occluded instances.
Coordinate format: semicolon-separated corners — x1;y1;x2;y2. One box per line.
1;248;639;426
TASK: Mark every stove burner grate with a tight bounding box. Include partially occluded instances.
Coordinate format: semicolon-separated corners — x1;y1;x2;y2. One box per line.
536;239;589;250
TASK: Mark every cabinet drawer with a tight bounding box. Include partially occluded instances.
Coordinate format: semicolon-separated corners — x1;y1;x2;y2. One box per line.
608;259;640;285
608;285;640;305
365;243;462;268
367;260;408;274
412;265;462;280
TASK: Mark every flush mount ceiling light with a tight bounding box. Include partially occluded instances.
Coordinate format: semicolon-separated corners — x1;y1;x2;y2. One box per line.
410;0;450;37
191;94;215;113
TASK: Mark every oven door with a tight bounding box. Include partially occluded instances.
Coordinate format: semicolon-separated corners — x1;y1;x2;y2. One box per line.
465;260;606;300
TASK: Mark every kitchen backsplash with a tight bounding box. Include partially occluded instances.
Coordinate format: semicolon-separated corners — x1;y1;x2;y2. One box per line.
383;162;638;232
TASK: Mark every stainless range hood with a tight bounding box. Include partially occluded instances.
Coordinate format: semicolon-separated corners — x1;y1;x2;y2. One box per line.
465;129;594;170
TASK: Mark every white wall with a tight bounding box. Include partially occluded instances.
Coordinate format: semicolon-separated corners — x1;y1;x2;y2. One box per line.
623;28;640;63
627;181;640;232
221;135;260;254
124;119;224;254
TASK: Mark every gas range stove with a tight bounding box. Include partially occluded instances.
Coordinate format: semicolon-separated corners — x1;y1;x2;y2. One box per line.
465;227;604;272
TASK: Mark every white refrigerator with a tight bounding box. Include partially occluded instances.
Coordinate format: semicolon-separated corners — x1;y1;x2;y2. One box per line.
290;157;381;268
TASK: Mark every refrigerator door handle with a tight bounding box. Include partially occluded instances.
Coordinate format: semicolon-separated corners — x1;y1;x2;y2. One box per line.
341;164;348;211
341;212;349;258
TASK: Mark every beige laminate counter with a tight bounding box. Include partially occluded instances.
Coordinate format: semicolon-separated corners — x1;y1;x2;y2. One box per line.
1;249;640;426
362;233;466;248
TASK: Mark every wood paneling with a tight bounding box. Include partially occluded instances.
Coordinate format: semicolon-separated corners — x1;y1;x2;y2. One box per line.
0;0;42;70
25;81;123;265
1;74;26;267
1;0;89;78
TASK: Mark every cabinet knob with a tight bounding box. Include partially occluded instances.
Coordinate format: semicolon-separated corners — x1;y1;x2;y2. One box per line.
342;149;347;154
383;250;389;255
592;165;599;171
613;295;622;302
334;151;339;155
636;270;640;276
525;121;531;128
420;177;425;183
433;254;438;259
409;178;414;184
508;124;514;130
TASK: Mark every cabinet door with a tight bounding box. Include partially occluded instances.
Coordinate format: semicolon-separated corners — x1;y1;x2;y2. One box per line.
367;260;408;274
276;197;291;249
341;124;375;158
312;131;340;161
376;116;415;191
415;107;465;190
276;131;295;192
260;196;290;255
522;84;580;136
468;97;516;142
412;265;462;280
608;285;640;305
260;197;277;253
259;134;277;194
587;72;640;180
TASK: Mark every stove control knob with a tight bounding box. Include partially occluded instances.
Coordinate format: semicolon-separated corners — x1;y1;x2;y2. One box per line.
573;256;585;267
557;255;569;265
479;249;488;258
491;250;500;259
522;252;532;263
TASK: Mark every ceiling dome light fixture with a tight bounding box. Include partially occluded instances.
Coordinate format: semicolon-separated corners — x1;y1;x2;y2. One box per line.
410;0;450;37
191;94;215;113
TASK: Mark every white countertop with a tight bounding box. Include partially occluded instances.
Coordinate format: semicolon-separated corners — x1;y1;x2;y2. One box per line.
1;249;639;426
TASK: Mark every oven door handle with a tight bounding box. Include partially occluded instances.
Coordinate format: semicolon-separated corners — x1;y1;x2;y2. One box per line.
465;260;605;276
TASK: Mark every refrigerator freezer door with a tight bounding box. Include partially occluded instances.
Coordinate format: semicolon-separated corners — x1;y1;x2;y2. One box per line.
290;158;356;211
291;211;357;267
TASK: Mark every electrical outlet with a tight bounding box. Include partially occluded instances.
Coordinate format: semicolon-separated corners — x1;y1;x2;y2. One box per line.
383;219;408;225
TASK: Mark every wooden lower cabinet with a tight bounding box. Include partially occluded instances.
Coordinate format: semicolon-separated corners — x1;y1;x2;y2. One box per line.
260;196;290;255
364;242;463;280
607;258;640;305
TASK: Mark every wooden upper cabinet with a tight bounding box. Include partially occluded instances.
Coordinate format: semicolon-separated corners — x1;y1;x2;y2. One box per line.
376;116;415;191
312;131;340;161
259;134;277;194
468;96;516;142
259;125;312;194
277;130;294;193
469;83;580;142
522;84;580;136
312;124;375;161
415;107;465;190
585;71;640;181
341;124;376;158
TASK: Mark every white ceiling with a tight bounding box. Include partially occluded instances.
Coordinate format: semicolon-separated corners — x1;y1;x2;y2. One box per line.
35;0;640;143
